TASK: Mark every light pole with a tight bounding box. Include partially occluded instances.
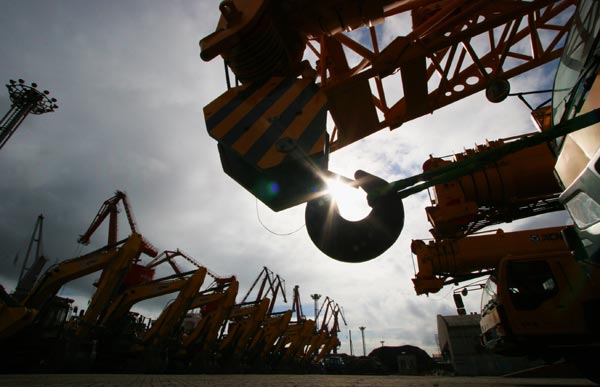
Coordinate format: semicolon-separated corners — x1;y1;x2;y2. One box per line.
349;330;354;356
1;79;58;151
359;326;366;356
310;293;321;328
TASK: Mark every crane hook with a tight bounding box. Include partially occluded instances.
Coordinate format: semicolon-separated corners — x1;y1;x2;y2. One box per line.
305;170;404;263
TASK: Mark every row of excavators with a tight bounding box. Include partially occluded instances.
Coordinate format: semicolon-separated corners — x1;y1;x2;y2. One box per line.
199;0;600;383
0;191;346;373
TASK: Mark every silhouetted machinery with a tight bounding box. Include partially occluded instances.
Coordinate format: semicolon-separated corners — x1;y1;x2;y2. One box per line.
200;0;578;262
411;2;600;381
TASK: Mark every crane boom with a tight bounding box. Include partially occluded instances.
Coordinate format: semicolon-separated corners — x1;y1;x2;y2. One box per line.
411;226;569;295
200;0;577;262
78;191;158;257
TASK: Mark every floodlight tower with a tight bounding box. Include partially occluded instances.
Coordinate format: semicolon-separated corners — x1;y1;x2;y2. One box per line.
0;79;58;151
311;293;321;329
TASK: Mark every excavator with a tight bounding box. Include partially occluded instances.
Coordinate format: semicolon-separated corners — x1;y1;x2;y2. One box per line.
125;268;208;372
218;297;271;370
0;190;161;371
272;316;316;367
0;285;37;341
311;296;347;365
216;267;286;370
91;249;210;371
271;288;331;368
243;268;292;366
0;234;149;371
200;0;578;262
276;318;318;365
175;275;239;371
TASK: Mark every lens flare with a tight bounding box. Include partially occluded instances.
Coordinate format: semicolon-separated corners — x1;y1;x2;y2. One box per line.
325;178;370;220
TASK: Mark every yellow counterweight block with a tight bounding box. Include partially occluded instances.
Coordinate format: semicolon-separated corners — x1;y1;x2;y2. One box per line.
204;77;328;211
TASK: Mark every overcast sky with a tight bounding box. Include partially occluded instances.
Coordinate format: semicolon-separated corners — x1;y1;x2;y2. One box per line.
0;1;573;355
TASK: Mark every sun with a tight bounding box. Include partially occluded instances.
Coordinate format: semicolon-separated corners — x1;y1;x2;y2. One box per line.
325;177;371;221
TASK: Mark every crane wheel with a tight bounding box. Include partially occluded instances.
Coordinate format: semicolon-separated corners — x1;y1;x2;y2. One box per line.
305;170;404;263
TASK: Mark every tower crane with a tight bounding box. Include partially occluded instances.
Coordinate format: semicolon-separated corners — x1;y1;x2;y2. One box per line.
200;0;577;262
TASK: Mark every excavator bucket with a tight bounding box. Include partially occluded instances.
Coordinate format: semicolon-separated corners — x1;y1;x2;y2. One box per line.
204;76;328;211
305;170;405;262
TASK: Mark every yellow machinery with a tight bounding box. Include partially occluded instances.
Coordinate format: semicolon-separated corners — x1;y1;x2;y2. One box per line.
0;286;37;340
181;277;239;352
216;267;286;369
480;249;600;357
99;270;201;331
74;234;148;337
413;223;600;379
247;309;293;364
218;297;271;363
136;268;207;349
414;2;600;381
22;236;140;311
200;0;576;262
312;297;346;364
411;226;569;295
273;318;316;364
423;138;562;240
480;5;600;381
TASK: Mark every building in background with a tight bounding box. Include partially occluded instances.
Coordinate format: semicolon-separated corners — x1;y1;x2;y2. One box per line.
437;314;538;376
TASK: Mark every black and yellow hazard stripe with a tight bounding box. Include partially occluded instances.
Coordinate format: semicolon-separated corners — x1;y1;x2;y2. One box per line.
204;77;327;171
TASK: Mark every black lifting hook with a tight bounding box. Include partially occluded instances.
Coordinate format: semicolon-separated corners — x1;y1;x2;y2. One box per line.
305;170;405;263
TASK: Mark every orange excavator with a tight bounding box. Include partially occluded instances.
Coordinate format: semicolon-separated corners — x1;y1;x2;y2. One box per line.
200;0;577;262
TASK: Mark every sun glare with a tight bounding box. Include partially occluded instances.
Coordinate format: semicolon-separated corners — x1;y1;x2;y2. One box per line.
326;178;371;221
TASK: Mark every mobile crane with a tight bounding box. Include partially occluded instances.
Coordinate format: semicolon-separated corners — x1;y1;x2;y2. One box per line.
200;0;577;262
412;2;600;379
412;223;600;379
480;1;600;381
422;135;562;240
411;226;569;295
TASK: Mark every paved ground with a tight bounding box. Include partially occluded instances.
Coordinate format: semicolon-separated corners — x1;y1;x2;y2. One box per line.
0;375;595;387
